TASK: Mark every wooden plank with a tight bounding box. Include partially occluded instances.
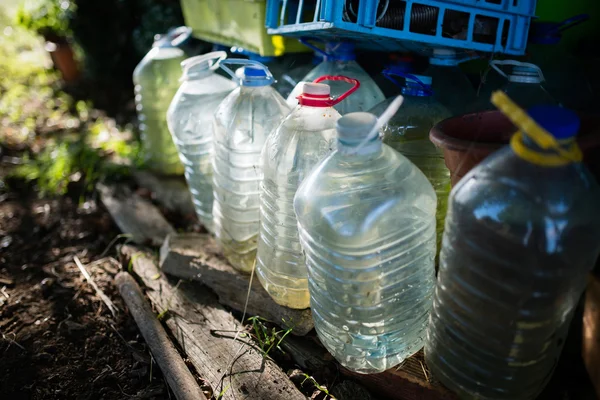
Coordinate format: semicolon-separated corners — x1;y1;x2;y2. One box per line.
132;170;195;216
584;273;600;399
159;233;314;336
98;183;175;247
280;333;456;400
120;245;306;400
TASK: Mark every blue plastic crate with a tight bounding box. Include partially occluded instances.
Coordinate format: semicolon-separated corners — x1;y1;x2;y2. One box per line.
265;0;537;55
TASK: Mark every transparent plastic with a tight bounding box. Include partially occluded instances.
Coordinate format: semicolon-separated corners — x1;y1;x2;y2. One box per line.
475;62;559;111
425;136;600;399
502;80;558;110
371;93;451;258
213;85;290;273
294;115;437;373
134;46;186;175
167;56;237;233
257;105;339;309
423;63;476;116
287;61;385;115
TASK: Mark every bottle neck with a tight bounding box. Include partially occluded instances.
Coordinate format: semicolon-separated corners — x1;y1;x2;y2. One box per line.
240;85;270;93
337;136;383;157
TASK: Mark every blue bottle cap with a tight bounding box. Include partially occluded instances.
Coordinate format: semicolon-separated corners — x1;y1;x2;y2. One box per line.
244;66;266;77
527;106;580;140
241;66;274;86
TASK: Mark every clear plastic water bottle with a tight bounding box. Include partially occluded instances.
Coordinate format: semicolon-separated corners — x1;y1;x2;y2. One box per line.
133;27;192;175
286;41;385;115
424;49;477;115
272;52;322;99
370;73;451;258
212;60;290;273
425;103;600;399
166;51;238;233
294;109;437;373
257;76;360;309
485;60;558;110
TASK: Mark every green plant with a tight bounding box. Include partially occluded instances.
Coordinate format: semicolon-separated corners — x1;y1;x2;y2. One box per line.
10;138;134;197
16;0;75;40
247;316;293;357
301;374;335;399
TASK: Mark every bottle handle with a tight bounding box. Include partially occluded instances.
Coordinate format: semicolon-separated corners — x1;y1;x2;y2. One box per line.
312;75;360;105
165;26;193;47
347;95;405;155
218;58;275;84
556;14;590;33
382;68;433;95
490;60;545;82
182;51;228;72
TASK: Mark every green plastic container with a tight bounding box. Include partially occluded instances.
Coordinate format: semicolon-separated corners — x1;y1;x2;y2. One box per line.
180;0;307;57
133;28;189;175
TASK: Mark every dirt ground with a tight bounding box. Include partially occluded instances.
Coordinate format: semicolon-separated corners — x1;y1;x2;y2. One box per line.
0;180;171;399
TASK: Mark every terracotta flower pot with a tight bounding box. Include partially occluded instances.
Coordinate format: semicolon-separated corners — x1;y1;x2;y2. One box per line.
45;39;80;83
430;110;600;186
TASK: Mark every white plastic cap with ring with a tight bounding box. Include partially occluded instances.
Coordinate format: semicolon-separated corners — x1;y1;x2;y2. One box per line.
337;96;405;155
491;60;545;84
218;59;275;87
180;51;228;82
154;26;193;48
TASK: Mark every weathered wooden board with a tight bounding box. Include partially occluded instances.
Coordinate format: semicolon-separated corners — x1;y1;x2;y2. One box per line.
584;273;600;399
280;335;456;400
159;233;314;336
98;183;175;247
132;170;195;216
121;245;306;400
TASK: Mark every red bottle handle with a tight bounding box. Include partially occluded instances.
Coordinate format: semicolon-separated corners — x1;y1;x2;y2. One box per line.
313;75;360;106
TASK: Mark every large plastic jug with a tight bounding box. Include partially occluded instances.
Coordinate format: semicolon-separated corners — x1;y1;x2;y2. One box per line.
133;27;191;175
166;52;238;233
286;41;385;115
425;99;600;399
294;110;437;373
370;73;451;258
212;60;290;273
257;76;360;309
273;52;322;99
480;60;558;110
423;48;477;115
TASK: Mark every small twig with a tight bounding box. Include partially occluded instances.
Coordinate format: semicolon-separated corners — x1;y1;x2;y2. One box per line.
99;233;133;258
419;360;430;383
2;333;26;351
74;256;118;318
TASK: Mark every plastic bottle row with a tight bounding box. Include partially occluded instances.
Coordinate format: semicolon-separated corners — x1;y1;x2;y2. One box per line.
132;33;600;400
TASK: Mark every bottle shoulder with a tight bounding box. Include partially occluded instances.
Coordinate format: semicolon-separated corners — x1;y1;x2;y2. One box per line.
215;87;290;123
452;147;600;228
261;108;339;177
295;145;436;214
294;146;437;245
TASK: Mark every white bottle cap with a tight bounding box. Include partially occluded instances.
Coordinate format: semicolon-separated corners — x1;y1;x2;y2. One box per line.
302;82;330;96
336;112;378;142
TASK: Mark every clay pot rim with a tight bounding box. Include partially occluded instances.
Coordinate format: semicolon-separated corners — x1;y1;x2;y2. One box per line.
430;111;508;153
430;110;600;152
